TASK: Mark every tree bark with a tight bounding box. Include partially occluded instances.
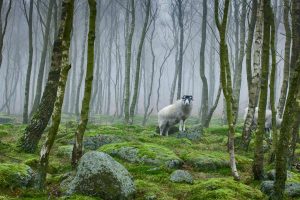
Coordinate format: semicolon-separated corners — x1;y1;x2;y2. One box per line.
277;0;291;118
37;0;74;189
242;0;261;150
71;0;96;167
176;0;184;100
253;0;271;181
0;0;12;69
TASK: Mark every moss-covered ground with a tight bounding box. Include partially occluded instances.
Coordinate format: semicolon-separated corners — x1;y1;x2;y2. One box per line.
0;114;299;199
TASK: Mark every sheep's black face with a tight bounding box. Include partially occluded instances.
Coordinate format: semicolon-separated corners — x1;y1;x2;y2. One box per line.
182;95;193;105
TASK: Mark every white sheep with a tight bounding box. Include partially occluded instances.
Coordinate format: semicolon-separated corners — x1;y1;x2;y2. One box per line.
243;107;282;138
158;95;193;136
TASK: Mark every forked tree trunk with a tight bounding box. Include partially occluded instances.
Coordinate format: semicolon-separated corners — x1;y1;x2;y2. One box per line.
71;0;96;167
253;0;271;181
215;0;240;180
37;0;74;189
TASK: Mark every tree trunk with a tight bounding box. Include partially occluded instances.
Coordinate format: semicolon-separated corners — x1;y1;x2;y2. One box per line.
215;0;240;180
0;0;12;69
71;0;96;167
37;0;74;189
277;0;291;118
253;0;271;181
129;0;150;123
23;0;34;124
232;0;247;123
31;0;54;115
176;0;184;100
19;0;73;153
75;4;89;117
199;0;208;126
124;0;135;124
242;0;261;150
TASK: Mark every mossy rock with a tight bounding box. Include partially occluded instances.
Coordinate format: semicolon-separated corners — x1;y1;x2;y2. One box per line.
0;163;34;189
85;125;124;136
59;194;101;200
57;145;73;158
183;151;252;172
190;178;265;200
99;142;182;168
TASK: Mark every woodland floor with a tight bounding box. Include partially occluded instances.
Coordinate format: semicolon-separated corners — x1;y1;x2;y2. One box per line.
0;113;299;200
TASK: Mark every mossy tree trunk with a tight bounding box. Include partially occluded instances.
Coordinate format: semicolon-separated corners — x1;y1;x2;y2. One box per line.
129;0;151;124
252;0;272;181
273;53;300;200
37;0;74;189
199;0;208;127
124;0;135;124
277;0;291;118
23;0;34;124
18;0;72;153
269;10;277;163
71;0;97;168
214;0;240;180
242;0;261;150
273;3;300;197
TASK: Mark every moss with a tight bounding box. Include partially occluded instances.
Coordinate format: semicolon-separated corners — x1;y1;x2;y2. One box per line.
189;178;265;200
85;125;124;136
56;145;73;158
59;194;101;200
0;163;32;189
183;151;252;172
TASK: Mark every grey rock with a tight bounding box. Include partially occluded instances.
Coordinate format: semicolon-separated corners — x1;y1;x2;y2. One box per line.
176;131;201;141
170;170;193;184
266;169;293;181
66;151;135;200
145;194;157;200
261;181;300;197
83;134;122;150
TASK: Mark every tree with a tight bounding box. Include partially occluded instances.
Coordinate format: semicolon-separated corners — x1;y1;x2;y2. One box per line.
22;0;34;124
176;0;184;100
277;0;291;118
242;0;261;149
30;0;54;116
19;0;72;153
71;0;97;167
199;0;208;126
0;0;12;69
124;0;135;124
215;0;240;180
252;0;272;180
37;0;74;189
129;0;151;123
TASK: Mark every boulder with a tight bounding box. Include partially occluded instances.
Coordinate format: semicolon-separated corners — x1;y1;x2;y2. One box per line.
261;181;300;197
99;142;183;169
169;170;193;184
83;134;122;150
66;151;135;200
0;163;34;189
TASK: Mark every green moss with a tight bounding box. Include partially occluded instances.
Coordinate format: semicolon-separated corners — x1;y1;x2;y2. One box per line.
183;151;252;172
190;178;265;200
56;145;73;158
85;125;124;136
0;163;32;188
59;194;101;200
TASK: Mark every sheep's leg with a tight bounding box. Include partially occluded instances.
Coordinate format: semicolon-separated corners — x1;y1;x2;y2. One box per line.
165;126;170;136
179;120;183;132
159;125;165;136
183;120;186;131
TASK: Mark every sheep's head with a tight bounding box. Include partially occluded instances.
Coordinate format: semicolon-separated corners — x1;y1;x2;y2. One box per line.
181;95;193;106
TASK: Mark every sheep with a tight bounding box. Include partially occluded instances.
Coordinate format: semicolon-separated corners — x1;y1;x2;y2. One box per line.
243;107;282;138
158;95;193;136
